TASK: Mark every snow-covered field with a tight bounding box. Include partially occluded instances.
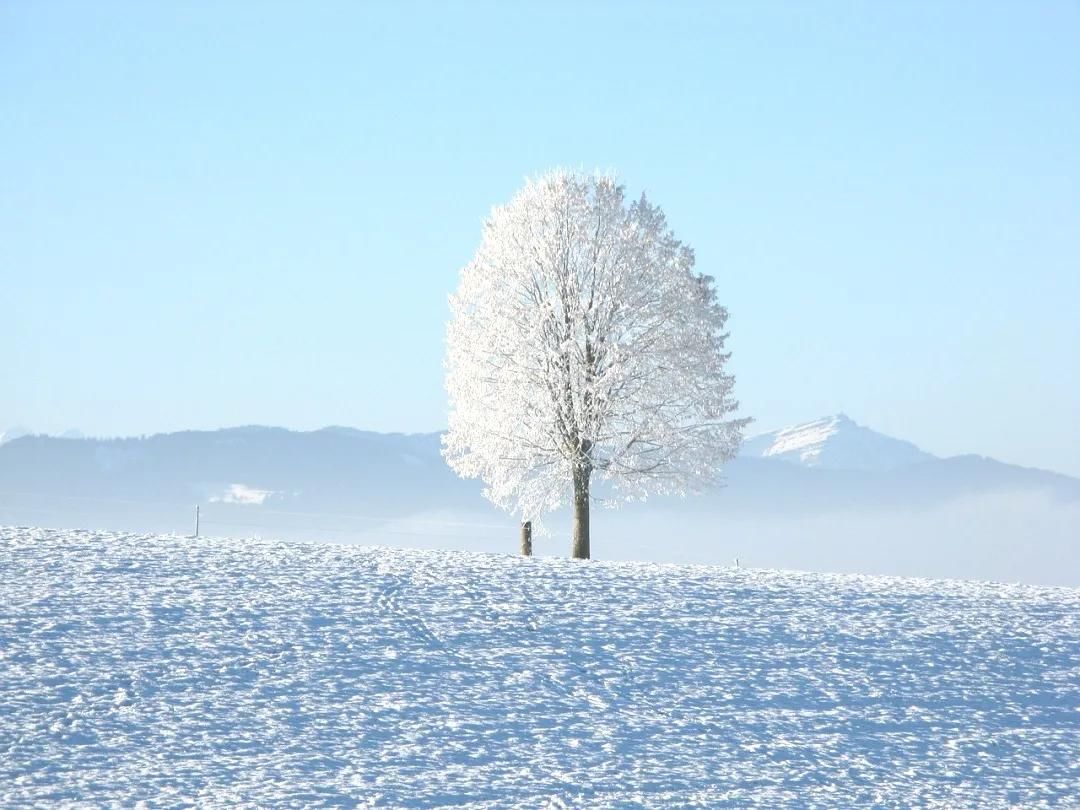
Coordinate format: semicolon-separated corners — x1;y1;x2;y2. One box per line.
2;527;1078;808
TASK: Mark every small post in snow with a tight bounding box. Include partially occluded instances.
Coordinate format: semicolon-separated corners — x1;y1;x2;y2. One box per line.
520;520;532;557
194;505;200;538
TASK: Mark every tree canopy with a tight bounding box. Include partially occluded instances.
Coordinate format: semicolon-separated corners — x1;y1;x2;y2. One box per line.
444;170;749;557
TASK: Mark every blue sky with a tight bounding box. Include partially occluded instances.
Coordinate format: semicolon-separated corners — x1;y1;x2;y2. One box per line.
2;1;1078;476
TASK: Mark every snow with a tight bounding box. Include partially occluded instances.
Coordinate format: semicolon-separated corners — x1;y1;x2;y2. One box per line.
2;526;1078;808
759;415;848;463
740;413;935;471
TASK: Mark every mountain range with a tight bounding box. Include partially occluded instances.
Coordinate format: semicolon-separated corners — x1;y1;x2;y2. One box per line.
1;415;1076;585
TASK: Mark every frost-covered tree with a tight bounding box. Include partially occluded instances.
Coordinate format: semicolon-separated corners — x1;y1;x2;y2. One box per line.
443;170;749;559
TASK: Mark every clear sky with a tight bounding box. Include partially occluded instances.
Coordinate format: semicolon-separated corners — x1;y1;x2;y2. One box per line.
3;1;1078;476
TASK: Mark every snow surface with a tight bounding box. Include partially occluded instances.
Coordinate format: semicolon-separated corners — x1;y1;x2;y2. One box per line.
2;527;1078;808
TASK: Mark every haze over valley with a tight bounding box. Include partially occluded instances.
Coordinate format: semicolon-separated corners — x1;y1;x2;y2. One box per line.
4;414;1076;586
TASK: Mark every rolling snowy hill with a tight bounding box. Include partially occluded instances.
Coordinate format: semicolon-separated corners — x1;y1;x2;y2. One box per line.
1;527;1077;808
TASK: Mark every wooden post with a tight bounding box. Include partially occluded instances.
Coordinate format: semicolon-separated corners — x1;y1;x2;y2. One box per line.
195;505;200;538
520;520;532;556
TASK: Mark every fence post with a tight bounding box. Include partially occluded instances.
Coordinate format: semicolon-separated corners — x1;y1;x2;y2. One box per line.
520;520;532;556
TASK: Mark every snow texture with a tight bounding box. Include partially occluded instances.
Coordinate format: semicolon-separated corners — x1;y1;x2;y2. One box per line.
2;526;1078;808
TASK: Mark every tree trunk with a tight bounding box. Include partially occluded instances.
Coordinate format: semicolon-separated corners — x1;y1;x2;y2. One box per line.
571;464;591;559
520;521;532;556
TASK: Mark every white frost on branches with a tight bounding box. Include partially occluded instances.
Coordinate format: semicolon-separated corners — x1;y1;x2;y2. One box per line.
443;170;749;525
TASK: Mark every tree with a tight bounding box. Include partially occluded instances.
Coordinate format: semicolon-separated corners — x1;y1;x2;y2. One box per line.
443;170;749;559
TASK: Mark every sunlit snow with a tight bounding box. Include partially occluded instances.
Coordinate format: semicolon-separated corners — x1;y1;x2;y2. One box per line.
2;527;1077;807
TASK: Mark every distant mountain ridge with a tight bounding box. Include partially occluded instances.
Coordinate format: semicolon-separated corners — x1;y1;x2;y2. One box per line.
0;427;31;445
2;416;1076;509
1;416;1077;585
0;424;476;513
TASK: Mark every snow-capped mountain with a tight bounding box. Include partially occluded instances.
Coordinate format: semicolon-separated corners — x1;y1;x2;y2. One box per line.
740;413;934;471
